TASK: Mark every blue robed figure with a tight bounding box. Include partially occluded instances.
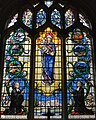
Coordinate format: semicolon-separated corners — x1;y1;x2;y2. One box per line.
40;33;56;85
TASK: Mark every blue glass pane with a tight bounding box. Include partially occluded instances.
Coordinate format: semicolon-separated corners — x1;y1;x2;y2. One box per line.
51;9;61;29
66;28;95;118
45;0;53;7
1;28;31;118
22;9;32;29
65;9;75;28
36;9;46;28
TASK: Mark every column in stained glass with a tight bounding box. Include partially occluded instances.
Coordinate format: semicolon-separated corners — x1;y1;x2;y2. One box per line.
51;9;61;29
65;9;75;28
66;28;95;119
0;28;31;119
34;27;62;119
8;13;18;28
36;9;46;28
22;9;32;29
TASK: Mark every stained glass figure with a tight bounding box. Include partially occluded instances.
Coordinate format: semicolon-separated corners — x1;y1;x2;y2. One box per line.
9;82;24;114
8;13;18;28
22;9;32;29
40;32;56;85
65;9;75;28
51;9;61;29
44;0;53;8
66;28;95;119
79;13;91;29
34;27;62;119
1;28;31;119
36;9;46;28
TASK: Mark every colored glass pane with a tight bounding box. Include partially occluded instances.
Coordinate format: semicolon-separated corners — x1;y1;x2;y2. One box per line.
51;9;61;29
1;28;31;119
34;27;62;119
58;3;65;8
22;9;32;29
66;28;95;119
8;13;18;28
45;0;53;8
79;13;91;29
36;9;46;28
33;3;39;7
1;1;96;119
65;9;75;28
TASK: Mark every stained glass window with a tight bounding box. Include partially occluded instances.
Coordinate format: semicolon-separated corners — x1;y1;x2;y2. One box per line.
22;9;32;29
36;9;46;28
1;28;31;119
66;28;95;119
51;9;61;29
65;9;75;28
8;13;18;28
0;1;96;120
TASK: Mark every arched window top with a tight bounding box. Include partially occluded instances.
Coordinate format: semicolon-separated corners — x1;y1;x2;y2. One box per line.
1;1;95;120
6;3;92;30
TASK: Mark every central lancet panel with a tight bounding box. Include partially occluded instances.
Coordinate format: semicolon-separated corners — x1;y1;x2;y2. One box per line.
34;27;62;119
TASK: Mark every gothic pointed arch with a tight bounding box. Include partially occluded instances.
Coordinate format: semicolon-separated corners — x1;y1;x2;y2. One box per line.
0;0;96;120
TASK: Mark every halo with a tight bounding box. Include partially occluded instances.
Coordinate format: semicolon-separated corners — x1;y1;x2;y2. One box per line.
36;27;60;48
